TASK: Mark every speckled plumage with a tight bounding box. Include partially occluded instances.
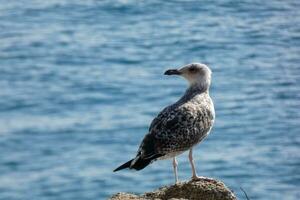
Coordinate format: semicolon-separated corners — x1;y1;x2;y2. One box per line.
136;85;215;162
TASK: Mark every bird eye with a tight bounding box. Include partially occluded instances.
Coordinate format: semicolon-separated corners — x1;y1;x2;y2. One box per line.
189;66;197;73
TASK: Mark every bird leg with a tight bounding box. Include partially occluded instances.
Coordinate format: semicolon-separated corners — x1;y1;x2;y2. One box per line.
172;157;179;184
189;148;198;179
188;148;215;182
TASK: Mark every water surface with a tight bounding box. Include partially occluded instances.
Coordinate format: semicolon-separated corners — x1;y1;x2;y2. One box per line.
0;1;299;199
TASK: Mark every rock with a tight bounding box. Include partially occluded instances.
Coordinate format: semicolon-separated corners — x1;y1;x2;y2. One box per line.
109;178;237;200
109;193;143;200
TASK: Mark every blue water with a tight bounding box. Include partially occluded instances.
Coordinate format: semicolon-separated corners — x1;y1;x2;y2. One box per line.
0;1;299;199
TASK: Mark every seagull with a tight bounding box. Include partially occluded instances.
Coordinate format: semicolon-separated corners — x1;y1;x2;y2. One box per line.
114;63;215;183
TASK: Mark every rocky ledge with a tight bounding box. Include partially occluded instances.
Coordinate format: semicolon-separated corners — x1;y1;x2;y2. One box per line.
109;177;237;200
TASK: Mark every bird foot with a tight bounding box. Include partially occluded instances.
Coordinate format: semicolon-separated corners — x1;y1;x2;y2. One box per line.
191;176;217;183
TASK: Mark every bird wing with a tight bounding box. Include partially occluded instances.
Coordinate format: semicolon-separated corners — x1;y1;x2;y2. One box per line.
134;100;214;162
149;102;214;154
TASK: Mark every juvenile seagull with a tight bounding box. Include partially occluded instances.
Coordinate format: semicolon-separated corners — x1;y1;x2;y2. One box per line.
114;63;215;183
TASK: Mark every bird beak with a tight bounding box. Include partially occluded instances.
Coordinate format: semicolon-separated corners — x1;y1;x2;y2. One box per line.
164;69;181;75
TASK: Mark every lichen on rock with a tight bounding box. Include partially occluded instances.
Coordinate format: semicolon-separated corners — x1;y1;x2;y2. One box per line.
109;178;237;200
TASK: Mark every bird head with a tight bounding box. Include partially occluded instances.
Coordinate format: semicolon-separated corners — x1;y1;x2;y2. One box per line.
164;63;212;90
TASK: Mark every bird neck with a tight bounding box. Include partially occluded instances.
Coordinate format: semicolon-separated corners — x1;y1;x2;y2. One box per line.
177;84;209;103
186;83;209;95
186;75;211;93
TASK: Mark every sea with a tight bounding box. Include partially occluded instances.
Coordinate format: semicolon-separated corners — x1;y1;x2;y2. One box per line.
0;0;299;199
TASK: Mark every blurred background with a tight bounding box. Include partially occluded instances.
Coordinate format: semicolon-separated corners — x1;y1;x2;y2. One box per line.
0;0;299;199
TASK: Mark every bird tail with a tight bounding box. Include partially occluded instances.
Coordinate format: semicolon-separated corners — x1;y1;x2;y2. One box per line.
113;159;134;172
114;155;161;172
